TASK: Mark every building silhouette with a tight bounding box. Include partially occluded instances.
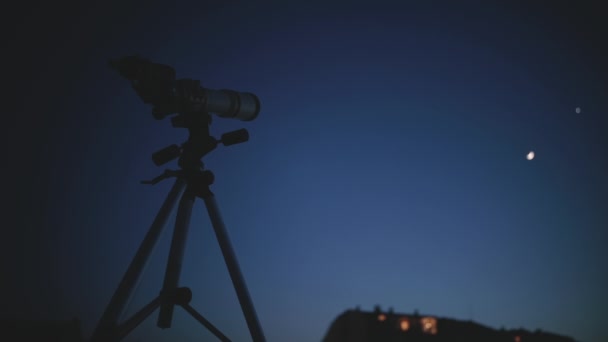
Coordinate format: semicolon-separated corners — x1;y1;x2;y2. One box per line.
323;306;576;342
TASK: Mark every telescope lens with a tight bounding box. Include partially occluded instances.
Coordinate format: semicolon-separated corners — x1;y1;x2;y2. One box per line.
205;89;260;121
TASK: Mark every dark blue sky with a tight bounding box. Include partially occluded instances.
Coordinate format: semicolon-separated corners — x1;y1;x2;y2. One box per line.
3;1;607;341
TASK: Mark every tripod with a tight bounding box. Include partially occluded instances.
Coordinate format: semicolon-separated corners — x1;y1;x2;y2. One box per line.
91;111;266;342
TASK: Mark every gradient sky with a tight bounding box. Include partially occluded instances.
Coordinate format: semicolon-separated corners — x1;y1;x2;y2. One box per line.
3;1;607;341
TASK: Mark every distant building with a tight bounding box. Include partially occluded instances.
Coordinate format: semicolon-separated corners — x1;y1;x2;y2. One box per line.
322;306;576;342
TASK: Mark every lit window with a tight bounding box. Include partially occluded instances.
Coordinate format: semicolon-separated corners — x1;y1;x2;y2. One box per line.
420;317;438;335
515;336;521;342
377;314;386;322
399;319;410;331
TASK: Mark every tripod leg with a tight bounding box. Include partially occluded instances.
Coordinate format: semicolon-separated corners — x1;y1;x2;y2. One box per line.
182;303;231;342
157;187;196;329
202;194;267;342
92;178;187;341
115;296;162;340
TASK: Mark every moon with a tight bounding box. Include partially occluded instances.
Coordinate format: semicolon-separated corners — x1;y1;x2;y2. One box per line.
526;151;535;160
575;107;581;114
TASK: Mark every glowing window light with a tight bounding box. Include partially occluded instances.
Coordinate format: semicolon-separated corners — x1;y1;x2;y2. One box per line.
420;317;438;335
399;319;410;331
515;336;521;342
377;314;386;322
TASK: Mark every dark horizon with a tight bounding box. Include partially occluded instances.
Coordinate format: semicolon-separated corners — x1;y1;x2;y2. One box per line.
2;1;607;341
0;305;578;342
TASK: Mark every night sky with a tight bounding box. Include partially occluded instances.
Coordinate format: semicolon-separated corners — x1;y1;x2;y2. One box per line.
3;1;607;341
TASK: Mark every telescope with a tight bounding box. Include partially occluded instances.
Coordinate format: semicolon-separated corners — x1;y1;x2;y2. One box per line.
92;56;267;341
109;55;260;121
